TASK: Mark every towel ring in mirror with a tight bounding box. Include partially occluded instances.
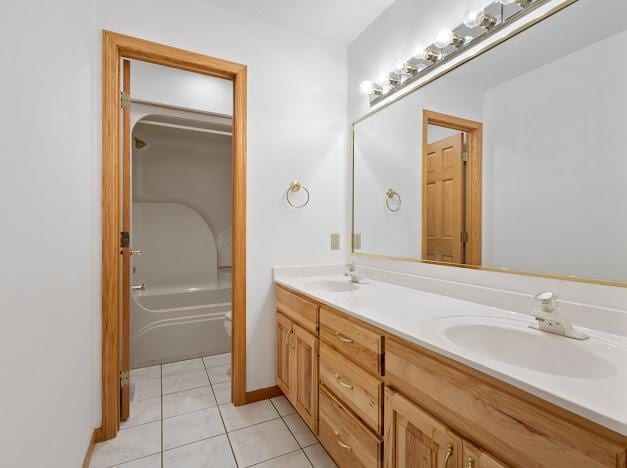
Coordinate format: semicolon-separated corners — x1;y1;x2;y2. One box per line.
386;188;401;212
286;181;310;208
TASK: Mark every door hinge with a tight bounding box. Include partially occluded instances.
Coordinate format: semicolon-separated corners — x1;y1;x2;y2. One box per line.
461;151;469;162
120;370;129;388
120;92;131;109
461;232;469;243
120;231;130;249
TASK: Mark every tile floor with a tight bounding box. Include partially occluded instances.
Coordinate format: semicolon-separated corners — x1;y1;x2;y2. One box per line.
90;354;337;468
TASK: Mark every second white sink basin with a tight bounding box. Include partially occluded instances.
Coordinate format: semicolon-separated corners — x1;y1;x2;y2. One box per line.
304;279;359;293
431;316;617;379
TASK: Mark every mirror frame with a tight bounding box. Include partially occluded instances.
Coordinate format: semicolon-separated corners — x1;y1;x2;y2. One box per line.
351;0;627;288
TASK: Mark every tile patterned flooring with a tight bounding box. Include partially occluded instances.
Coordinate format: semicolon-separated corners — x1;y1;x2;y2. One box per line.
90;354;337;468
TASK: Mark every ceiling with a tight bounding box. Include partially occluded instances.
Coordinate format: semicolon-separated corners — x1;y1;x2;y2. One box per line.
204;0;396;45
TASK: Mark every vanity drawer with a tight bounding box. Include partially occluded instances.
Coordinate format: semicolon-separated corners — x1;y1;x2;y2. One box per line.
319;342;383;434
385;337;626;468
276;286;318;334
319;385;382;468
319;306;383;376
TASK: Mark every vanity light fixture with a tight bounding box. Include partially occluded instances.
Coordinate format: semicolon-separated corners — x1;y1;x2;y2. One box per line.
358;80;383;96
464;3;498;30
498;0;531;6
358;0;546;104
434;29;465;49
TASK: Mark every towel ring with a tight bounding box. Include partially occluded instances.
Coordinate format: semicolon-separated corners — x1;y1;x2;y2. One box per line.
286;181;310;208
386;189;401;212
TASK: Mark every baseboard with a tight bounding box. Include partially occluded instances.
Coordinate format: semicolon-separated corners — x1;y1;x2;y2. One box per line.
82;428;102;468
245;385;283;404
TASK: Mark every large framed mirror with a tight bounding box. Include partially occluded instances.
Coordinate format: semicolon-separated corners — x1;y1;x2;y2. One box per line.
352;0;627;286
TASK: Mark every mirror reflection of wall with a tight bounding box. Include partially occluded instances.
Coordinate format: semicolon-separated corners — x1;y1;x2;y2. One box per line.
353;1;627;283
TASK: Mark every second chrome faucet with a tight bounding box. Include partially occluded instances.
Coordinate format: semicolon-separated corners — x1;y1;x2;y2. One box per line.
344;262;364;284
529;291;588;340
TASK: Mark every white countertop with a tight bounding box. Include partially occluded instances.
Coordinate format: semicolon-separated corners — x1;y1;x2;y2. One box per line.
274;273;627;435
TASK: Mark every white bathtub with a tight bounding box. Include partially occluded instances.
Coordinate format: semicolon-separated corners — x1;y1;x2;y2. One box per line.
131;286;231;368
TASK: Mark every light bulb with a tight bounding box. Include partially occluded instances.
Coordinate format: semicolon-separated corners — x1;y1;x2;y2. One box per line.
358;80;374;96
434;29;454;48
393;61;404;74
464;3;497;29
358;80;382;96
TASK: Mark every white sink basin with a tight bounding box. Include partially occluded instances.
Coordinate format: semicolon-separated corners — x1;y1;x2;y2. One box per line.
431;316;617;379
304;279;359;293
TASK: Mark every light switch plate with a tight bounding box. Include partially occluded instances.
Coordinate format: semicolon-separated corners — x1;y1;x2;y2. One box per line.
353;233;362;250
330;233;340;250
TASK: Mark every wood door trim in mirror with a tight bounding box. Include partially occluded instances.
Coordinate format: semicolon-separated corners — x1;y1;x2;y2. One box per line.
422;109;482;266
101;30;247;441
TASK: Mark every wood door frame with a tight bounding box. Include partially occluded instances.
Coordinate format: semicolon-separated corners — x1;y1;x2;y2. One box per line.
101;30;247;441
422;109;482;266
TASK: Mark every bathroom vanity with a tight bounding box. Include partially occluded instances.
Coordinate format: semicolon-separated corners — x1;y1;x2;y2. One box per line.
274;274;627;468
274;2;627;466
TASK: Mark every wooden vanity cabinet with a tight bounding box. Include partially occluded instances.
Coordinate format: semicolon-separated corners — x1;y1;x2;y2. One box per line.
275;285;626;468
384;388;463;468
462;441;507;468
275;310;318;432
385;337;625;468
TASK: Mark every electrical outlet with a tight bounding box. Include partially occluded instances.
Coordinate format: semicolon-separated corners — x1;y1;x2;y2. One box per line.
330;233;340;250
353;233;362;250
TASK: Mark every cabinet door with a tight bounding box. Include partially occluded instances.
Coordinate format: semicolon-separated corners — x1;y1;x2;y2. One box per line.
384;388;461;468
292;323;319;433
276;313;294;397
462;441;508;468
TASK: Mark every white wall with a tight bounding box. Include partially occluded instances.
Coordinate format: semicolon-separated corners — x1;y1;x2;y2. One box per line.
95;0;347;396
132;60;233;115
347;0;627;311
0;1;96;467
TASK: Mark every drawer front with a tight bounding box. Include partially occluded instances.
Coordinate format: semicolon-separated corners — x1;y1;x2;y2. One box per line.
385;338;626;468
319;306;383;376
276;286;318;334
319;385;382;468
319;342;383;434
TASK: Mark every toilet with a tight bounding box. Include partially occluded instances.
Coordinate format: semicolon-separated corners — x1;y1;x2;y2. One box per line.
224;310;232;376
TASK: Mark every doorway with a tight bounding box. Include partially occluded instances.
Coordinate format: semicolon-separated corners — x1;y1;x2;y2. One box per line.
101;31;247;441
421;109;482;266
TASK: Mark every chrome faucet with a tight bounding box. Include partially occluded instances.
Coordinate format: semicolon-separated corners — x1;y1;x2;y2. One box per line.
344;262;364;284
529;291;588;340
